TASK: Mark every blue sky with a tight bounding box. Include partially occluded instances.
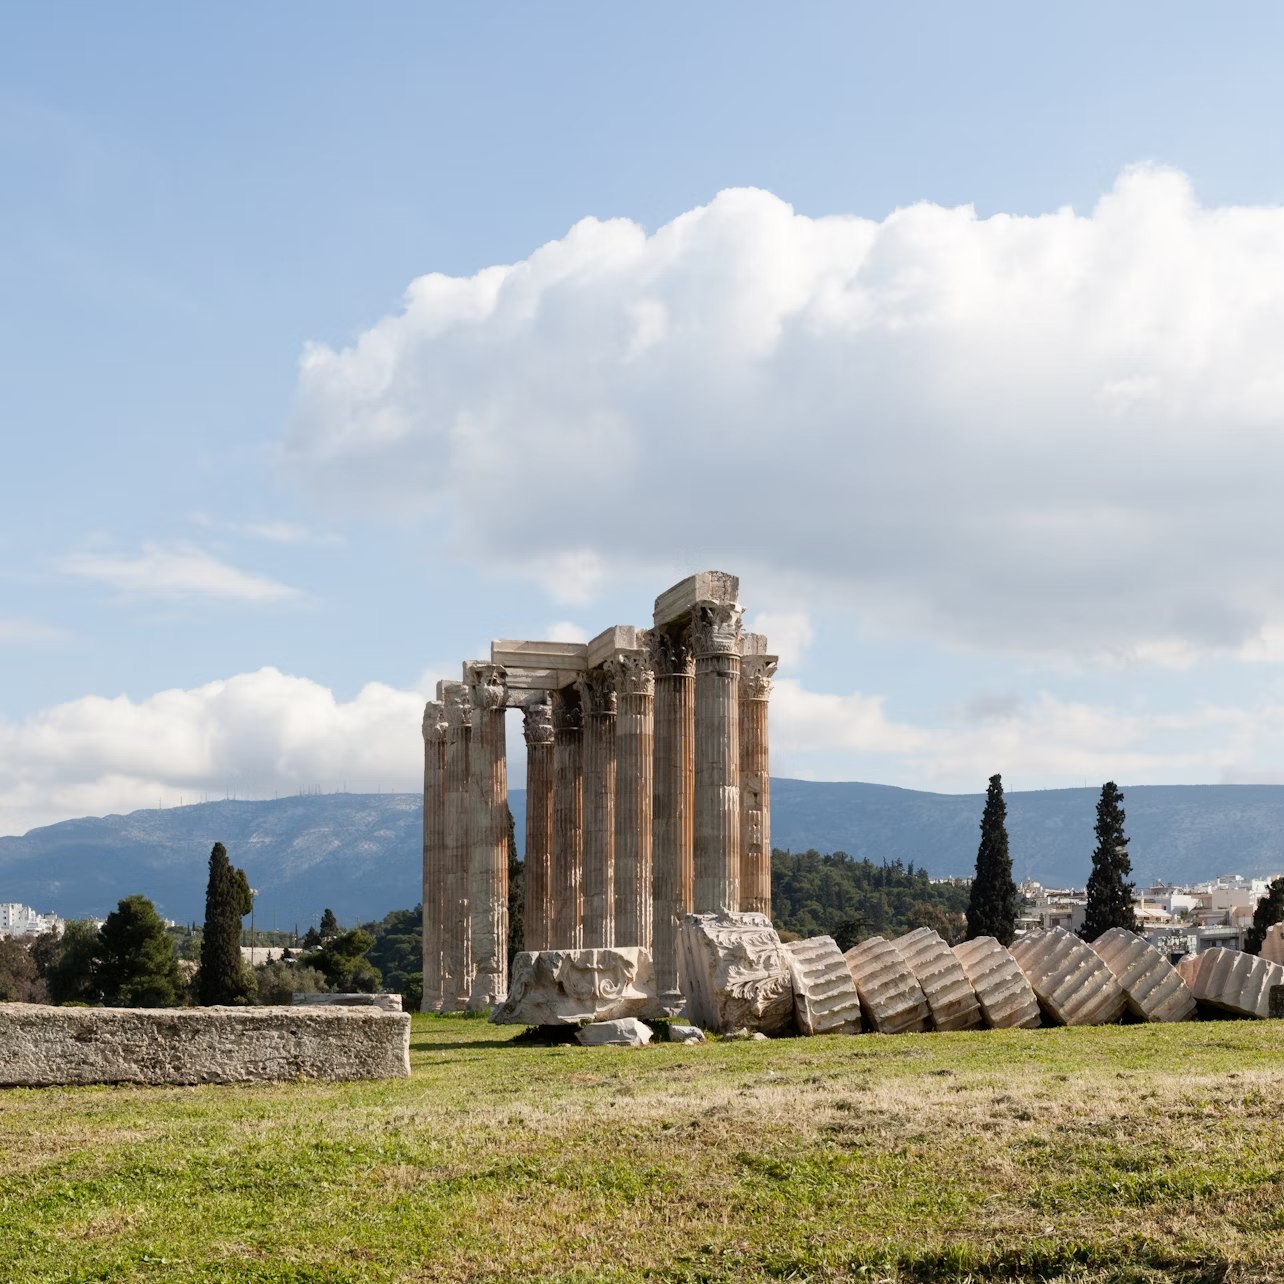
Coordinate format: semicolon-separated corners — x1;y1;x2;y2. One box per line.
5;5;1284;834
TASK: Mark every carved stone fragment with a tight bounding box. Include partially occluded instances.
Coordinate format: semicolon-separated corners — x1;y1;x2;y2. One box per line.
1177;947;1284;1019
842;937;930;1034
1261;923;1284;967
784;935;863;1035
951;936;1041;1029
678;911;794;1035
891;928;982;1031
489;947;657;1026
576;1017;653;1047
1009;927;1127;1026
1088;927;1196;1023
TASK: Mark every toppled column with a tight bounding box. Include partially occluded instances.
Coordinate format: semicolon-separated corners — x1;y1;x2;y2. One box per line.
679;911;794;1035
952;936;1041;1029
1177;947;1284;1019
892;928;982;1031
490;947;656;1025
1088;927;1196;1023
438;680;472;1011
649;622;694;1009
784;936;863;1035
521;695;555;953
551;686;584;950
1009;927;1127;1026
842;937;930;1034
577;666;617;949
739;635;777;919
605;637;654;951
420;701;448;1012
466;662;509;1010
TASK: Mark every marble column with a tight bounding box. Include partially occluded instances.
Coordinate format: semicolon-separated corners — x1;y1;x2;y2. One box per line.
466;662;509;1011
739;648;776;919
551;685;584;950
650;624;694;1008
521;695;555;953
439;681;472;1011
692;601;744;914
578;667;617;949
609;646;654;951
420;701;448;1012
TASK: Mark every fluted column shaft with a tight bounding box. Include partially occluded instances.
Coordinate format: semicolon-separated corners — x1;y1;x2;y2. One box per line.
466;664;509;1010
650;625;694;1006
421;702;447;1012
440;682;472;1011
693;602;743;914
551;687;584;949
611;649;654;950
739;655;776;918
522;697;555;953
579;669;617;949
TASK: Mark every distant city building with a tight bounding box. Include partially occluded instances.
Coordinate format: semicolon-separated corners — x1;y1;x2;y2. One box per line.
0;902;64;938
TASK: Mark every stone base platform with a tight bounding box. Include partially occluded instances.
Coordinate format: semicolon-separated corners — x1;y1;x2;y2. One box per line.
0;1004;411;1087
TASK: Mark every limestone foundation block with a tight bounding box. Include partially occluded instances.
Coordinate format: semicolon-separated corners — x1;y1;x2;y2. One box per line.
891;928;982;1031
678;911;794;1036
952;937;1041;1029
489;947;657;1026
1261;923;1284;967
784;935;863;1035
1009;927;1127;1026
291;992;403;1012
842;937;930;1035
1087;928;1196;1023
576;1018;652;1047
1177;947;1284;1019
0;1005;410;1087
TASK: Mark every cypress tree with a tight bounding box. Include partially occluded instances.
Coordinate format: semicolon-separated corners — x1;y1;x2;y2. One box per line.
965;774;1018;945
1079;782;1137;942
1245;875;1284;955
198;841;252;1005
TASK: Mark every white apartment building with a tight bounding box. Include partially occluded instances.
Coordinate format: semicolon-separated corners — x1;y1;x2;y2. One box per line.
0;902;64;938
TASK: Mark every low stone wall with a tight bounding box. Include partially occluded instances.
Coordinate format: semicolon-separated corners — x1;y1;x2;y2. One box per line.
291;992;403;1013
0;1004;410;1087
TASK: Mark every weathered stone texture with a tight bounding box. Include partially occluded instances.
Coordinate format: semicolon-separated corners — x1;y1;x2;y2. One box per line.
1009;927;1127;1026
1177;947;1284;1019
1261;923;1284;967
842;937;930;1034
576;1017;652;1047
0;1005;410;1086
784;935;863;1035
490;947;657;1026
1088;927;1196;1023
892;928;982;1031
291;993;403;1012
952;936;1041;1029
679;911;793;1035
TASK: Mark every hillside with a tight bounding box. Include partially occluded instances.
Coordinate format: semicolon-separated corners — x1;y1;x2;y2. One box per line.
3;780;1284;925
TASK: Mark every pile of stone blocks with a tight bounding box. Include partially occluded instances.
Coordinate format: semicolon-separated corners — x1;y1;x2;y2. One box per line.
952;936;1041;1029
892;928;983;1031
1009;927;1128;1026
842;936;930;1034
0;1004;410;1087
1177;947;1284;1019
1088;927;1195;1022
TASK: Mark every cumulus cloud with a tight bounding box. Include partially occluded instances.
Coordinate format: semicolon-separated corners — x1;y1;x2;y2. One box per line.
287;167;1284;661
60;542;301;603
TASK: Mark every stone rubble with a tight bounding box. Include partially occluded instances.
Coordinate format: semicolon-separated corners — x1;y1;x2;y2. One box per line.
666;1023;705;1043
891;928;982;1031
784;935;864;1035
1088;927;1196;1023
490;947;658;1026
576;1017;653;1047
951;936;1042;1029
842;937;930;1034
1177;947;1284;1019
1009;927;1128;1026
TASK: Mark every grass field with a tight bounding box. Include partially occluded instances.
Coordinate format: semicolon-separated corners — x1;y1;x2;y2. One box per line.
2;1015;1283;1282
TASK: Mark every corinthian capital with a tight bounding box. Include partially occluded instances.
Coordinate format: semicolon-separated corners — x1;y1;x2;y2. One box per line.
575;666;617;717
646;622;694;679
740;655;778;699
606;644;655;699
552;686;583;734
440;681;472;730
691;601;744;657
422;701;448;744
521;695;555;747
465;662;508;712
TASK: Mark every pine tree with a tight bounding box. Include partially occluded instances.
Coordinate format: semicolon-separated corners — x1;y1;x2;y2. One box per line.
198;842;252;1005
966;774;1018;945
94;894;185;1007
1245;875;1284;955
1079;782;1137;942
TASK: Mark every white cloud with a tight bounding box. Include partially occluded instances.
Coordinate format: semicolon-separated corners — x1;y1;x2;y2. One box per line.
60;542;301;603
746;610;813;670
544;620;588;643
0;618;67;644
287;167;1284;662
189;513;345;547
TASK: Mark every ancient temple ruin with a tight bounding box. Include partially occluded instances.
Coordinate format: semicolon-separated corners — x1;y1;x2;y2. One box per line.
420;571;777;1011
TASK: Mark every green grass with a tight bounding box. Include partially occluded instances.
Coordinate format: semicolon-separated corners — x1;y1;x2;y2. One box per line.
2;1016;1283;1282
